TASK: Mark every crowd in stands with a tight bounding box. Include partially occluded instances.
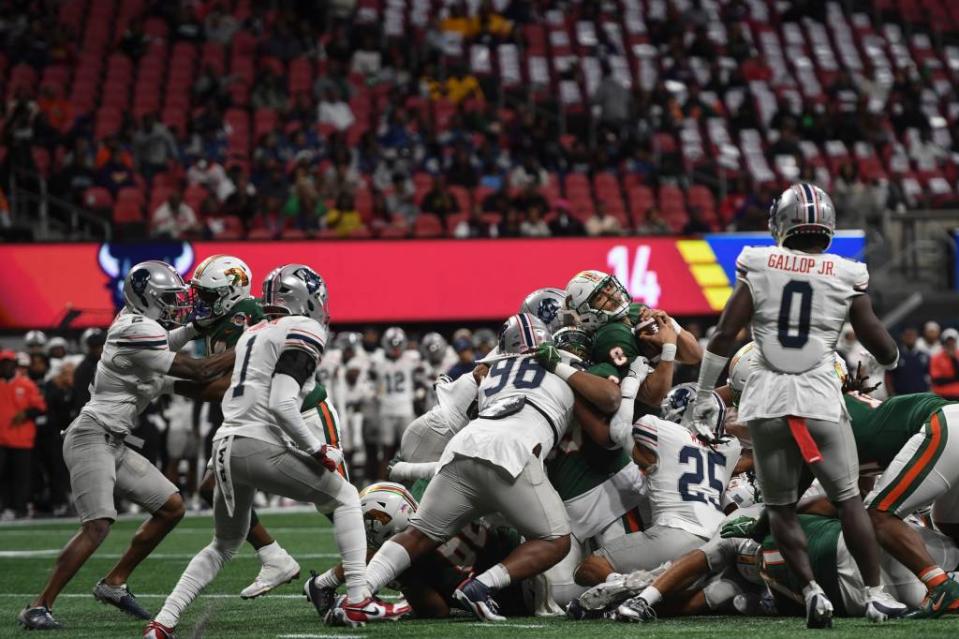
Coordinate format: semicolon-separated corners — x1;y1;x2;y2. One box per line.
1;317;957;519
3;0;959;241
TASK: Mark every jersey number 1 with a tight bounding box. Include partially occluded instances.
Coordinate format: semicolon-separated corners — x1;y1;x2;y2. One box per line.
778;280;813;349
232;336;257;398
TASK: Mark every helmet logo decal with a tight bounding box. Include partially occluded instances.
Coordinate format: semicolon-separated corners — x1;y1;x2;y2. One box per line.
294;267;322;294
224;267;249;287
537;298;559;325
128;268;151;307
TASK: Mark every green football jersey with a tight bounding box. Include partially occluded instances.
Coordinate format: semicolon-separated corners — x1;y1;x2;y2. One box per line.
846;392;952;469
203;297;265;354
762;515;844;616
590;303;644;381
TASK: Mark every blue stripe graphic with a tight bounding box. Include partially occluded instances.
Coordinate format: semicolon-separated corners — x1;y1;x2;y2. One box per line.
801;183;816;224
286;333;323;351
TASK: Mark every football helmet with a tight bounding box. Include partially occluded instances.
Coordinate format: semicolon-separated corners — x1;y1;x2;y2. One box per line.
80;328;105;354
359;482;418;548
472;328;497;353
661;382;727;439
46;337;69;357
381;327;408;354
498;313;551;355
190;254;252;321
520;287;570;333
334;331;362;351
727;342;757;400
24;330;48;352
565;270;631;333
123;260;192;327
261;264;329;323
420;332;448;365
769;183;836;249
721;474;760;512
552;325;592;362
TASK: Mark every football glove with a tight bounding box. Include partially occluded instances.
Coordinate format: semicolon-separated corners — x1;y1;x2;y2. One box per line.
533;342;562;373
720;515;758;539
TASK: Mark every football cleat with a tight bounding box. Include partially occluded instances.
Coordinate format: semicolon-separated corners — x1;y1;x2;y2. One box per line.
616;595;657;622
565;599;615;621
304;570;337;617
93;579;151;619
578;568;659;612
805;589;834;629
906;578;959;619
143;620;176;638
325;595;411;627
240;549;300;599
453;578;506;622
17;605;63;630
864;590;908;622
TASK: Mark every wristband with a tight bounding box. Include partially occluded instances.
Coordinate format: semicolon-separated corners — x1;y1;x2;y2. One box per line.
660;343;677;362
554;362;578;381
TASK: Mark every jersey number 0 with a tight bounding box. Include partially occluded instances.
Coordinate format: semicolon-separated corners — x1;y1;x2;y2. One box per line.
778;280;813;349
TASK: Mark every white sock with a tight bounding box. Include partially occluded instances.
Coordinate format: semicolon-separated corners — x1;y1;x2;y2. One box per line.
314;567;343;589
365;540;411;595
332;500;371;602
476;563;511;590
154;539;236;628
256;540;283;563
638;586;662;606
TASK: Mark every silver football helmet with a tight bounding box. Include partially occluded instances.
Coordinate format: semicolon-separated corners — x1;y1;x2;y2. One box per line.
261;264;329;323
565;270;631;333
769;183;836;249
520;287;570;332
334;331;362;351
552;325;592;362
420;332;448;365
498;313;551;355
381;327;408;354
190;254;252;321
661;382;727;439
122;260;192;327
24;330;48;352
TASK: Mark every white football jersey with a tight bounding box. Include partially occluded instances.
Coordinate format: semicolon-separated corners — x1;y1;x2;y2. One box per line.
80;310;177;437
633;415;742;539
374;350;420;417
316;347;341;399
216;316;327;447
736;245;868;422
440;354;576;478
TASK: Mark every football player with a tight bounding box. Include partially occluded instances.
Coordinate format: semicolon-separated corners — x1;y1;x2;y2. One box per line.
18;262;235;630
686;183;906;625
305;481;534;619
329;314;621;625
189;254;331;599
565;270;702;402
144;265;407;639
368;328;420;480
574;384;743;589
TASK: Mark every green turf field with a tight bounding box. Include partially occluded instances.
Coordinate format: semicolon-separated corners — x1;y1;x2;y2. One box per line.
2;510;958;638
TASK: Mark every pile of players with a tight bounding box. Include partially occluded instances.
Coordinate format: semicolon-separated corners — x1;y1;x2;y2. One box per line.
14;183;959;636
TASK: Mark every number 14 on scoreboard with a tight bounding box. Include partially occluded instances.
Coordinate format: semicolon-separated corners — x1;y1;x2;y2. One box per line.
607;245;662;307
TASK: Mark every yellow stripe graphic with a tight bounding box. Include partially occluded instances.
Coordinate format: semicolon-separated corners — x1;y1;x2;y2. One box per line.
676;240;731;311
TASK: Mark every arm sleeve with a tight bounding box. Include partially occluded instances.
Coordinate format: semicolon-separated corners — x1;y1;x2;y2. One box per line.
269;373;324;454
632;416;659;451
389;461;439;481
601;360;643;451
167;323;200;352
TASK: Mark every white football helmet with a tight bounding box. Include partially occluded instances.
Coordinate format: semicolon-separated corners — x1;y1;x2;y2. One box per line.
661;382;727;438
721;474;760;512
261;264;329;324
498;313;550;355
359;482;418;548
565;270;631;333
123;260;192;327
24;330;48;352
190;254;252;321
769;183;836;249
520;287;570;333
381;327;408;354
419;332;448;365
729;342;847;402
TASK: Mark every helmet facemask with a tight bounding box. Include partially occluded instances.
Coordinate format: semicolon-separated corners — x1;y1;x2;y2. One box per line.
573;276;631;331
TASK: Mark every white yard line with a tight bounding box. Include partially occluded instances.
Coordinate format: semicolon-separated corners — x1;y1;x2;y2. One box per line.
467;623;545;629
0;550;339;559
0;527;334;536
276;635;363;639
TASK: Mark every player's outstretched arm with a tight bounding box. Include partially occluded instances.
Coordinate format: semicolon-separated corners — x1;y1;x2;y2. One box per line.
168;350;236;382
172;374;232;401
268;350;334;468
574;398;614;448
534;344;621;414
636;315;678;406
696;282;754;394
848;294;898;367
